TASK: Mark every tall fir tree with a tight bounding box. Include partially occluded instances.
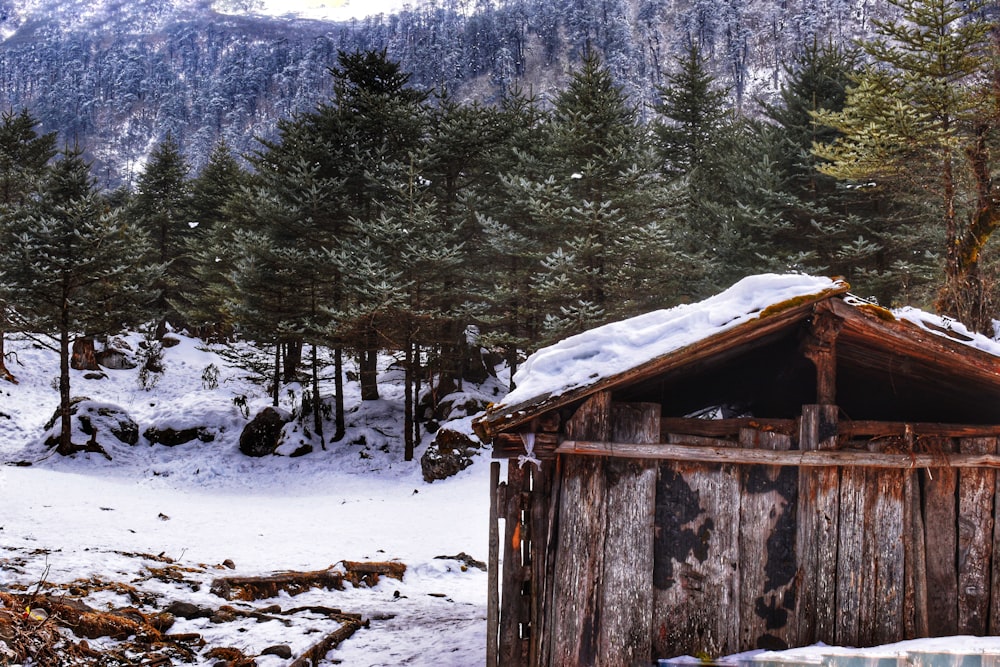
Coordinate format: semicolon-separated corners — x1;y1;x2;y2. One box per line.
0;147;157;455
0;109;57;383
812;0;998;330
760;42;938;305
179;140;247;339
130;134;194;335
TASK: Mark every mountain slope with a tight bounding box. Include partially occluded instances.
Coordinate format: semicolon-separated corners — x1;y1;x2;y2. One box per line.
0;0;884;186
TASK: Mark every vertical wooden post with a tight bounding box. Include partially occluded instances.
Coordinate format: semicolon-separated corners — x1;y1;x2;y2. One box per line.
801;306;843;406
499;462;531;666
796;404;839;646
551;391;611;666
924;438;958;636
488;461;501;667
957;437;996;634
903;470;929;639
598;402;659;666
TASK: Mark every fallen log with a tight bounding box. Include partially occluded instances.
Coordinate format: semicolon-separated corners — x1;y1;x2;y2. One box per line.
210;567;346;601
210;561;406;601
289;616;368;667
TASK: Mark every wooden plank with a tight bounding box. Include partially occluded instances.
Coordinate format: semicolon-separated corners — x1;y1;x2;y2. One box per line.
737;429;798;651
993;465;1000;636
957;437;996;635
796;405;840;647
924;438;958;637
528;461;553;667
488;461;501;667
903;471;929;639
660;417;798;439
860;469;905;646
835;465;867;647
556;440;1000;469
652;459;741;659
550;392;611;667
838;422;1000;439
598;402;659;667
499;462;530;667
657;418;1000;443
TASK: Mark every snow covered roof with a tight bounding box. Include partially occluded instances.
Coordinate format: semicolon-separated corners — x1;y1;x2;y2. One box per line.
475;273;1000;439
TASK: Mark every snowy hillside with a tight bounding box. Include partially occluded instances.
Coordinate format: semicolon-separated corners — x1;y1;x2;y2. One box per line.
0;330;498;664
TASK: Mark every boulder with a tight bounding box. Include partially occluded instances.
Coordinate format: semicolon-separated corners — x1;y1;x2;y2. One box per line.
238;407;290;457
144;426;215;447
420;428;482;483
44;398;139;448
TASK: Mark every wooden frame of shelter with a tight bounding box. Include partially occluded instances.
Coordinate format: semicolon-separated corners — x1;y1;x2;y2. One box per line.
473;283;1000;667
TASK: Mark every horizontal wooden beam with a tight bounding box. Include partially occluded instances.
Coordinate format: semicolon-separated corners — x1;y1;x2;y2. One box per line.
556;440;1000;469
658;417;1000;440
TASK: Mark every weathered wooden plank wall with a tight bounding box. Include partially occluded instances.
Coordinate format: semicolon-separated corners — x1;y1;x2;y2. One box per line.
498;407;1000;666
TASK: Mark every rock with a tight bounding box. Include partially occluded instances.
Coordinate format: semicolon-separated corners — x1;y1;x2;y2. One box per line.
238;407;290;457
261;645;293;659
43;398;139;448
222;559;236;569
164;601;211;619
420;428;482;483
435;552;488;571
144;426;215;446
160;335;182;348
96;349;136;370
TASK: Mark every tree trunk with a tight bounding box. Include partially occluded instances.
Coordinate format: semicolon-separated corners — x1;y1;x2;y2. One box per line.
333;347;345;442
284;338;303;383
58;311;73;456
937;129;998;335
412;342;422;455
404;337;414;462
360;325;379;401
311;344;324;450
272;343;281;407
0;330;14;383
71;337;100;371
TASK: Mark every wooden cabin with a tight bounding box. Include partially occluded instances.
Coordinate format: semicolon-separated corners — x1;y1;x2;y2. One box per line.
472;275;1000;667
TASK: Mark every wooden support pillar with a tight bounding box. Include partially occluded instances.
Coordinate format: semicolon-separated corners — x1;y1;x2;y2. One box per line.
796;404;839;646
802;305;843;406
488;461;501;667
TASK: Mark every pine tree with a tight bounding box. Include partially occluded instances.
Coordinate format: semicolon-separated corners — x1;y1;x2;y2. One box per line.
0;147;157;455
654;43;731;180
309;49;431;403
130;134;194;334
812;0;997;330
0;109;57;383
760;42;938;305
179;141;247;339
514;51;691;343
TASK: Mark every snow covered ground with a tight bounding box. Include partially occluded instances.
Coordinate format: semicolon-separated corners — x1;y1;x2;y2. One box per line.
0;329;495;664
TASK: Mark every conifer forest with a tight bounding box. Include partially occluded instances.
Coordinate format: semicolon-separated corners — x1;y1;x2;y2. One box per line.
2;0;1000;459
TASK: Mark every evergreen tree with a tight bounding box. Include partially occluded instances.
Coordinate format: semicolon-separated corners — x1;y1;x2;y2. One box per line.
309;49;431;403
179;141;247;339
512;51;691;343
654;43;730;180
130;134;194;334
812;0;998;330
0;147;157;455
760;42;938;305
0;109;57;383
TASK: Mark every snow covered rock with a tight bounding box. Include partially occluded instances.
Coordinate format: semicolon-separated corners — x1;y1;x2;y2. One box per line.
238;407;291;457
420;428;482;482
43;398;140;448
